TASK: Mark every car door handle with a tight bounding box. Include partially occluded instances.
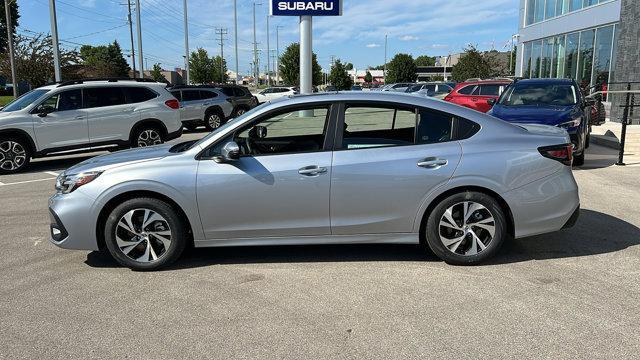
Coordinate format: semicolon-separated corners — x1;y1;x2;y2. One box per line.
74;115;84;120
417;157;448;169
122;107;134;112
203;102;210;106
298;166;327;176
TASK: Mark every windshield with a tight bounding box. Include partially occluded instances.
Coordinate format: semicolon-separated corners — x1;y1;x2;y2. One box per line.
1;89;49;112
185;104;265;151
498;83;577;106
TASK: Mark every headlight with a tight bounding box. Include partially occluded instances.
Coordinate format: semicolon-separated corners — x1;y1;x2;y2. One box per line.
557;117;581;129
55;171;103;194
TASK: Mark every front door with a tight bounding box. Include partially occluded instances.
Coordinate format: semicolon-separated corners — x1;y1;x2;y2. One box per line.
330;103;462;234
197;104;335;239
32;89;89;150
180;90;204;121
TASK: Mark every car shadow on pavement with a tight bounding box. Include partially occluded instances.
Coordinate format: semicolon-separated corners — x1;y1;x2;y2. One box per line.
27;155;95;173
84;209;639;270
491;209;640;264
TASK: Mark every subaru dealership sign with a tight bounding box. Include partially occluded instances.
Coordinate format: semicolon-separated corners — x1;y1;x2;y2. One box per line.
270;0;342;16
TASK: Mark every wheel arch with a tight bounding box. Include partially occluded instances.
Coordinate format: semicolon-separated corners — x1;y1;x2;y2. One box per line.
416;185;515;243
129;118;169;142
95;190;194;251
0;128;37;154
204;105;225;119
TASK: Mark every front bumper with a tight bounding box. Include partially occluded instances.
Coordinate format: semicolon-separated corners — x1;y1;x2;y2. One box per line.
48;191;100;250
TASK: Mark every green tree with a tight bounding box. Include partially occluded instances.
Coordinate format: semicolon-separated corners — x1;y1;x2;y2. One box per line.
0;0;19;53
344;62;354;70
386;53;417;83
451;45;493;82
430;75;444;81
212;55;228;83
0;34;80;87
328;59;353;90
414;55;436;66
278;43;323;86
189;48;214;84
149;63;166;82
80;40;130;77
364;70;373;83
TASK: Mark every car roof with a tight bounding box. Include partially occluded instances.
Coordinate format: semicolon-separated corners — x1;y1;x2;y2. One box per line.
514;78;575;85
38;80;167;92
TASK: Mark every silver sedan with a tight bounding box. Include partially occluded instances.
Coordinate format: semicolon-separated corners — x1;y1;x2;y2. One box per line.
49;92;579;270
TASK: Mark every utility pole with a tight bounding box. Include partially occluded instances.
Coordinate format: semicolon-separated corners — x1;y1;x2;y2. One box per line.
126;0;136;77
266;16;270;86
183;0;190;84
4;0;17;96
252;2;262;84
383;34;387;85
48;0;62;82
135;0;144;78
276;25;283;86
216;28;228;84
233;0;239;83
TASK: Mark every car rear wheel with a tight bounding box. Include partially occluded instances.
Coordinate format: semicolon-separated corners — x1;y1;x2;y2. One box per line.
424;191;507;265
104;198;187;271
0;137;31;174
233;107;247;117
132;126;164;147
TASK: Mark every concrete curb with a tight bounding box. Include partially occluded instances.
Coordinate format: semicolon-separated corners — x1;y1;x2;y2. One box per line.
590;134;620;150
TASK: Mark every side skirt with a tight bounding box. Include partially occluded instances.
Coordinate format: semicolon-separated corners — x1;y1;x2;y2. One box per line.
194;233;419;248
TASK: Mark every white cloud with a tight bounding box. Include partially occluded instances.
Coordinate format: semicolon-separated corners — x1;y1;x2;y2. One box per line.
399;35;419;41
431;44;449;48
366;43;381;48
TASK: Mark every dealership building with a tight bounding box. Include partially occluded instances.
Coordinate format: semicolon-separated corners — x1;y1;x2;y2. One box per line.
515;0;639;122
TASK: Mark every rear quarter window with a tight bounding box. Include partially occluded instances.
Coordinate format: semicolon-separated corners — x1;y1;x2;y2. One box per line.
126;87;158;103
455;118;480;140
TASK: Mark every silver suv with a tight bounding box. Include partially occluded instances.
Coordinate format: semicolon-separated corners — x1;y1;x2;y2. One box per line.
0;79;182;174
168;86;234;131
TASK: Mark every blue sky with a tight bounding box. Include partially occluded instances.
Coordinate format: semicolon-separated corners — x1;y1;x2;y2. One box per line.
18;0;519;75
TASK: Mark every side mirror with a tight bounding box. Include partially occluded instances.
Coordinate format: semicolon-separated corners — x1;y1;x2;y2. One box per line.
37;105;55;117
487;98;496;106
215;141;240;163
254;125;267;139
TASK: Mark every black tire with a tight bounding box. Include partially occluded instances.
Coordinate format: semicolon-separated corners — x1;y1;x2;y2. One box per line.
183;124;199;132
131;125;164;148
104;198;187;271
573;151;585;166
0;136;31;174
585;134;590;149
233;106;248;118
204;109;224;131
424;191;507;265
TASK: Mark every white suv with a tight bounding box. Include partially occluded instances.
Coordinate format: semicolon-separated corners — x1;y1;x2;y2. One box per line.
0;79;182;174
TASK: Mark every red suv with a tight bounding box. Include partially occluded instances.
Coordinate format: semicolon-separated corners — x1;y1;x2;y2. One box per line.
444;80;511;113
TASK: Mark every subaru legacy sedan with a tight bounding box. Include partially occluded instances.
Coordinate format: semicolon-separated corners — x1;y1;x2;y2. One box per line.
49;92;579;270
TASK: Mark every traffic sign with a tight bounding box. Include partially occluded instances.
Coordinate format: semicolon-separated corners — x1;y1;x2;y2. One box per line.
270;0;342;16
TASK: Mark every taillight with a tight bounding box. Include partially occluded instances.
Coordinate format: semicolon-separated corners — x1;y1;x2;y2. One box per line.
165;99;180;109
538;144;573;166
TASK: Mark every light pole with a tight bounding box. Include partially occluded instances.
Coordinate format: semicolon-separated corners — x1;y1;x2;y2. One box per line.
126;0;136;77
233;0;239;83
299;16;312;95
266;15;270;86
183;0;190;84
252;2;262;84
48;0;61;82
135;0;144;78
4;0;17;96
383;34;387;85
276;25;283;85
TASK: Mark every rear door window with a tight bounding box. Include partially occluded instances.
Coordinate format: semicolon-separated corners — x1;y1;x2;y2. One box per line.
341;105;416;149
416;108;453;144
457;85;476;95
84;87;126;108
479;84;500;96
200;90;218;99
218;87;235;97
233;87;247;97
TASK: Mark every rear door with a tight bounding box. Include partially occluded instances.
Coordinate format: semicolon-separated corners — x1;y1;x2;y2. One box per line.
85;87;138;144
330;102;462;234
31;89;88;150
473;84;502;113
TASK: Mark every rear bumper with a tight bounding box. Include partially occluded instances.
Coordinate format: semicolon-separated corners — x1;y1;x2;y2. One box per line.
504;167;580;238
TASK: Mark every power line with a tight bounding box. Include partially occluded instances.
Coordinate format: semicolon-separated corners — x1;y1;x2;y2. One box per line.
64;23;129;40
33;0;124;24
55;0;124;21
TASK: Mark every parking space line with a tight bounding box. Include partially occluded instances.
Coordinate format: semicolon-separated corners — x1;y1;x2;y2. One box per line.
0;177;57;187
44;171;60;176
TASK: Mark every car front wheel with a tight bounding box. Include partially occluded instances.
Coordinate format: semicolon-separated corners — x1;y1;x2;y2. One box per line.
205;111;224;131
424;191;507;265
104;198;188;271
0;137;31;174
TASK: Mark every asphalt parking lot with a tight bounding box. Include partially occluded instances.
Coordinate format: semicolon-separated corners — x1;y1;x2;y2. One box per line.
1;135;639;359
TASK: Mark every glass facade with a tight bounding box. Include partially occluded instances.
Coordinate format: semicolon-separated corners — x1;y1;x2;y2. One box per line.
521;23;617;94
525;0;615;26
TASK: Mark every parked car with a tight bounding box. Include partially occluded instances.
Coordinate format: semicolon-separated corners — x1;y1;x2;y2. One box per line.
324;85;337;92
381;83;414;92
0;79;182;174
214;84;259;118
169;86;234;131
350;85;363;91
444;80;512;112
487;78;594;166
254;87;297;103
407;82;454;99
48;92;579;270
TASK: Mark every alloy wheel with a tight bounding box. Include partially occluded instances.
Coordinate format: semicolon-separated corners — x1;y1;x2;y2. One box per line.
236;108;246;116
207;113;221;129
137;129;162;147
115;208;172;263
438;201;495;256
0;140;27;171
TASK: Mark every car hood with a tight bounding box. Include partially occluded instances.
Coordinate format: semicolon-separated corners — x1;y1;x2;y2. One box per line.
64;144;174;174
489;104;580;125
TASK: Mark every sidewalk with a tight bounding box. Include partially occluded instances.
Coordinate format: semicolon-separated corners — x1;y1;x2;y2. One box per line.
590;121;640;164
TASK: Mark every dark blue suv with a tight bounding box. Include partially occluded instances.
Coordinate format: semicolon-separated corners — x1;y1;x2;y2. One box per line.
488;78;592;166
